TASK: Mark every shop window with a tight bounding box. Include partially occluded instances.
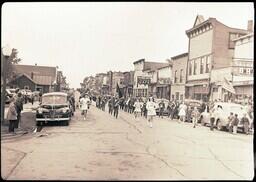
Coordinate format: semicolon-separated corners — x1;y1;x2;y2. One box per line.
175;92;179;100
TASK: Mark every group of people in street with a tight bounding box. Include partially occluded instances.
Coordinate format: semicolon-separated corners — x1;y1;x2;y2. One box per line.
93;94;205;128
6;89;24;134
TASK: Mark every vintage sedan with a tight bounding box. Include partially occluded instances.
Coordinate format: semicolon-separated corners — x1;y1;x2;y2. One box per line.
199;102;253;132
155;99;170;116
36;92;72;126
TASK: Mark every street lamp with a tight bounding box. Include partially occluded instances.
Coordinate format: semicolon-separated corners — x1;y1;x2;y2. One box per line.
1;45;12;125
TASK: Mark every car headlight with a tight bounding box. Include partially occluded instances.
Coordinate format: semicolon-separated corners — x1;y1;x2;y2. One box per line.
60;107;69;113
37;108;44;114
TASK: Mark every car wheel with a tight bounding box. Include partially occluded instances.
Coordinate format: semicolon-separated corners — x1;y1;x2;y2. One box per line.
63;120;69;126
216;120;222;131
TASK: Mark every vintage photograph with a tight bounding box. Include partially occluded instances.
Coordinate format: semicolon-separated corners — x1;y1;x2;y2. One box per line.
1;2;254;180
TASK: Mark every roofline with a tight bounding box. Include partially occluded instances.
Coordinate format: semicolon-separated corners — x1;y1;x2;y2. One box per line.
14;64;57;69
171;52;188;60
133;59;145;65
43;92;68;96
233;33;254;42
157;65;171;70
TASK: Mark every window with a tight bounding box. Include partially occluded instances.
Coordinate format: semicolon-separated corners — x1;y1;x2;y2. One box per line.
246;68;251;74
250;69;253;74
200;57;204;74
180;69;183;83
193;59;197;75
243;68;247;74
205;55;211;73
175;92;179;100
213;87;218;92
174;70;178;83
189;60;192;75
172;95;175;100
180;94;183;101
239;68;244;74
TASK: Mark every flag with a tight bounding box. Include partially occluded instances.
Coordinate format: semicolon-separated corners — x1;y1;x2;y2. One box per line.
116;83;122;98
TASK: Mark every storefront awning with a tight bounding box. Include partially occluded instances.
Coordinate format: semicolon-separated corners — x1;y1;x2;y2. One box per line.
221;77;236;94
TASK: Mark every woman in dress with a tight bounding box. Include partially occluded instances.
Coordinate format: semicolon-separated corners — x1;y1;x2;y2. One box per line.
134;98;142;119
79;95;90;120
178;101;187;123
146;97;157;128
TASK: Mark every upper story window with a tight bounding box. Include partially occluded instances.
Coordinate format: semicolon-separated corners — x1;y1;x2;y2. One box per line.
174;70;178;83
205;55;211;73
180;69;183;83
189;60;192;75
193;59;197;75
200;57;204;74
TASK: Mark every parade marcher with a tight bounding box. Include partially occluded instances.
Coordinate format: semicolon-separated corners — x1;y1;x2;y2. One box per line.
7;98;18;133
241;113;250;135
134;98;142;119
142;100;147;119
14;92;23;129
31;94;34;105
158;99;165;118
146;97;157;128
178;101;187;123
108;97;114;115
113;97;120;119
101;98;106;111
191;106;200;128
80;95;90;120
174;101;180;119
170;100;176;120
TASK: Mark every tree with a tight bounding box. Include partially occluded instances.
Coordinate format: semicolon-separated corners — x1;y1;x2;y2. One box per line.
3;48;22;81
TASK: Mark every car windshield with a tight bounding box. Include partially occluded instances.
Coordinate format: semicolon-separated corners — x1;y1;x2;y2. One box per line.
42;95;67;105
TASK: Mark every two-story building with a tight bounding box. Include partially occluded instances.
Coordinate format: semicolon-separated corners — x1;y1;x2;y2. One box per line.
185;15;249;101
170;53;188;101
133;59;169;98
156;65;172;100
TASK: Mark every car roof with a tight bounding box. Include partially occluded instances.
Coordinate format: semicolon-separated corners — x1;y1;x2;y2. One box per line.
215;102;243;107
42;92;68;97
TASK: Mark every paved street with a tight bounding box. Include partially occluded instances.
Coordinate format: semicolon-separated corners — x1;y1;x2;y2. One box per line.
1;104;254;180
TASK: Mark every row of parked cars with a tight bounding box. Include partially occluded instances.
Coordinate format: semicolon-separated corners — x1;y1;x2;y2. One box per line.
154;98;253;134
5;88;41;104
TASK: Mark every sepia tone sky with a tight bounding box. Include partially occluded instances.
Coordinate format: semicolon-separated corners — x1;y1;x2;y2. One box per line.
2;2;254;88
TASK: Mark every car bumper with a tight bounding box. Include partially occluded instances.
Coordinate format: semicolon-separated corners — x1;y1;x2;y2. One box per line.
36;118;70;121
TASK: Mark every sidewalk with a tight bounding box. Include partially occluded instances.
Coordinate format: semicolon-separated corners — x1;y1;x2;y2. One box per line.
2;102;39;136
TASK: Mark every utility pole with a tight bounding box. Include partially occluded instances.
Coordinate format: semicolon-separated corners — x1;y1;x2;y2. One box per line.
1;45;12;125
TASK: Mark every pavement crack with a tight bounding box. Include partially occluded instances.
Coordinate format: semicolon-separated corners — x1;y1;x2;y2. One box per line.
3;147;28;180
208;147;246;179
119;116;142;134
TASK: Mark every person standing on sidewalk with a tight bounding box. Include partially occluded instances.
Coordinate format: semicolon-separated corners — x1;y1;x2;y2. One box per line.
146;97;157;128
14;92;23;129
191;106;200;128
241;113;250;135
7;98;18;134
232;114;239;135
178;101;187;123
158;99;165;119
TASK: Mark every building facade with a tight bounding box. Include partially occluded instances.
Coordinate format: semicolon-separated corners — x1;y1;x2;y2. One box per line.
170;53;188;101
8;64;57;93
156;65;172;100
185;15;249;101
133;59;169;98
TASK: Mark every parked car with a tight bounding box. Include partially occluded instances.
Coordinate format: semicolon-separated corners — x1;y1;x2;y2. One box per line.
184;99;203;122
155;98;170;116
199;102;253;133
36;92;72;126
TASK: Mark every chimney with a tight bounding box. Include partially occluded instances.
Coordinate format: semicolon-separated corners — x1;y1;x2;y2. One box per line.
31;72;34;79
247;20;253;32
